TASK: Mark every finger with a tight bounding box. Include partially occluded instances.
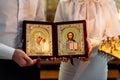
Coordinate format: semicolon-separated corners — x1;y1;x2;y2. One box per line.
88;47;92;57
25;58;37;66
87;39;93;59
78;57;84;60
53;57;57;61
59;57;62;61
50;57;54;61
32;59;37;65
23;55;34;66
64;58;68;62
62;57;68;62
82;58;89;61
78;57;88;61
45;58;49;61
24;59;37;66
62;57;65;62
17;56;32;67
18;58;28;67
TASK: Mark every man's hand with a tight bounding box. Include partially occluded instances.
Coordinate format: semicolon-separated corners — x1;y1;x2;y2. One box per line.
78;38;92;61
12;49;37;67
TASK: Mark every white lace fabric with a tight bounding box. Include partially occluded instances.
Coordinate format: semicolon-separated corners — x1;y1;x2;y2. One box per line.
72;0;110;5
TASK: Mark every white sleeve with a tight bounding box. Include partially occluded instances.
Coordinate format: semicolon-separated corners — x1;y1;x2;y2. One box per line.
0;43;15;60
54;0;74;22
89;38;101;48
54;0;65;22
35;0;46;21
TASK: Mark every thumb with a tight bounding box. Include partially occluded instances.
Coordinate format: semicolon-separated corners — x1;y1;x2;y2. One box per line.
24;56;37;66
32;59;37;65
87;39;92;57
28;59;37;66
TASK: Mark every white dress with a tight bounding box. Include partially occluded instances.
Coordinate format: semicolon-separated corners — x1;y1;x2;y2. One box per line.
54;0;120;80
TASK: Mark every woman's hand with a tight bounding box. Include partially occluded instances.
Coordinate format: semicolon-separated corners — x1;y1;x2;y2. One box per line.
78;38;92;61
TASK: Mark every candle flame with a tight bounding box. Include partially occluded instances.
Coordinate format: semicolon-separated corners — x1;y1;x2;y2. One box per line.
119;9;120;23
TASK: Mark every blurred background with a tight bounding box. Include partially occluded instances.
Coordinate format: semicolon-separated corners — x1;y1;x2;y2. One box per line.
43;0;120;22
42;0;59;21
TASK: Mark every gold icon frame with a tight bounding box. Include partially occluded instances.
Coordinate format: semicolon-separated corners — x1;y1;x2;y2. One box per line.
23;20;88;58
